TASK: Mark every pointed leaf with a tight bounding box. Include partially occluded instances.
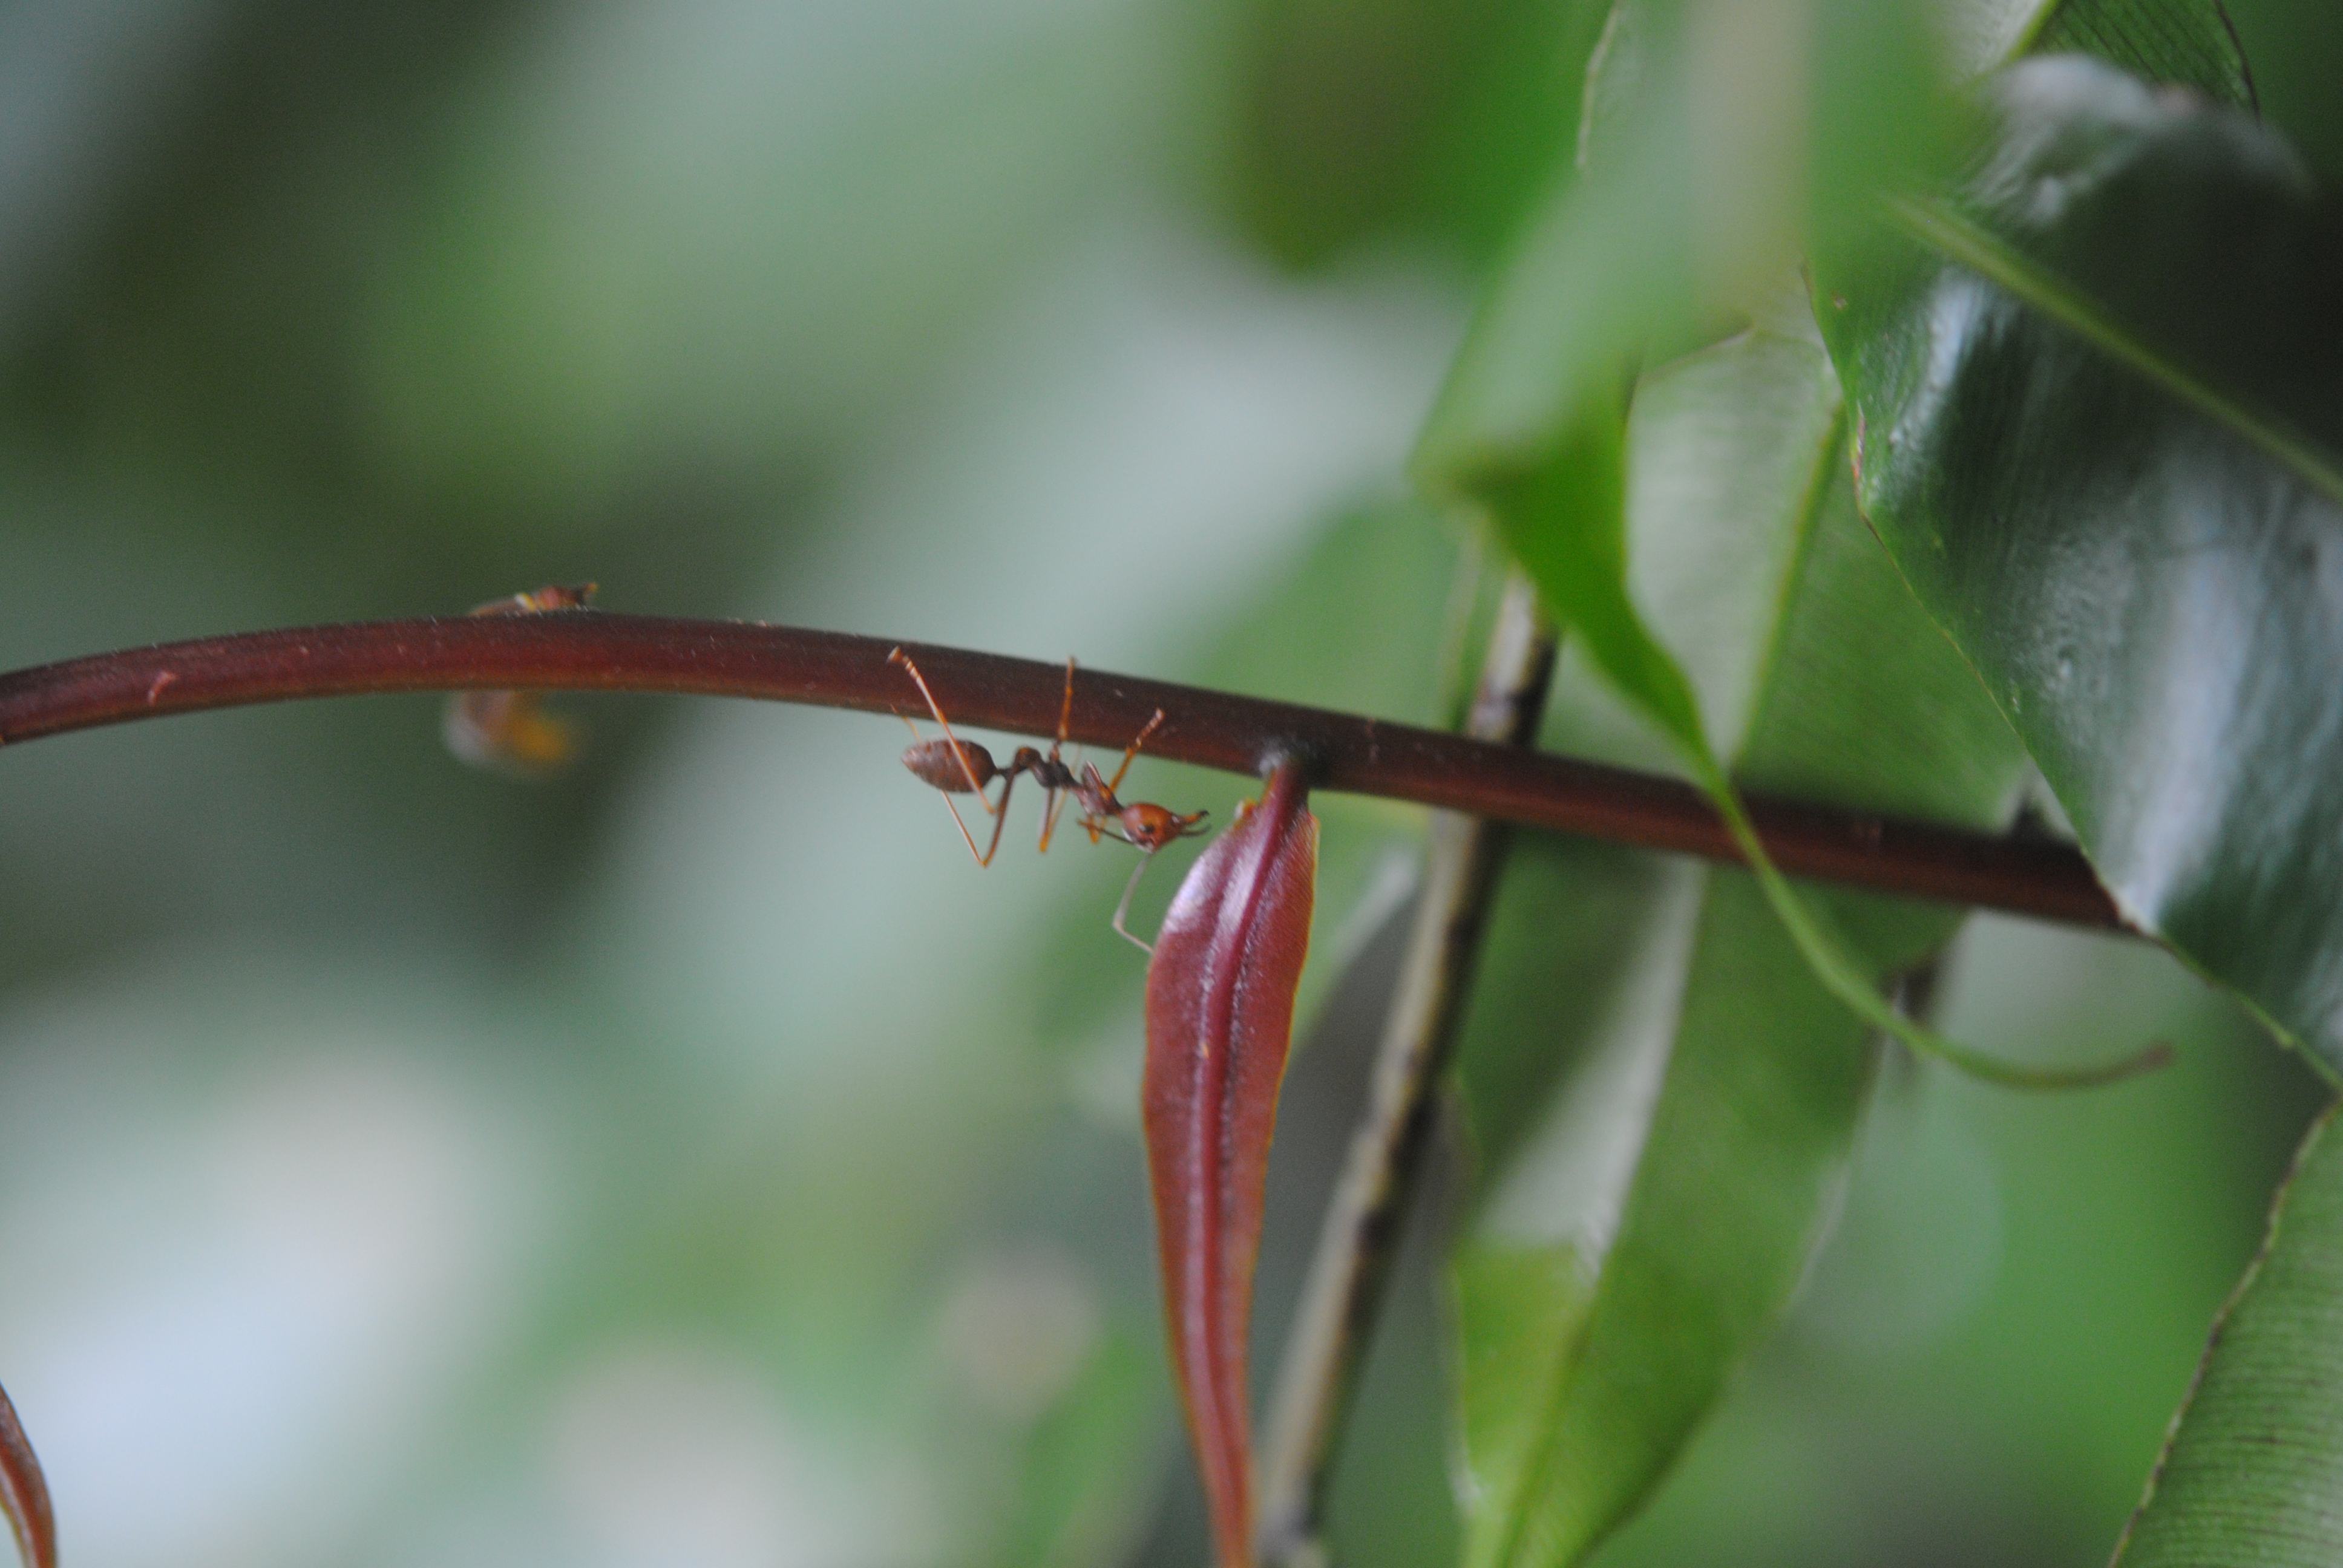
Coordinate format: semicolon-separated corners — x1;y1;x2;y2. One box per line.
1144;761;1318;1568
1450;321;2037;1568
1814;55;2343;1079
1433;11;2249;1566
2112;1102;2343;1566
1421;3;2154;1096
0;1382;54;1568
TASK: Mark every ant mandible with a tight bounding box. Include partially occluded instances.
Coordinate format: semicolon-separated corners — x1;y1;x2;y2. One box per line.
889;647;1209;952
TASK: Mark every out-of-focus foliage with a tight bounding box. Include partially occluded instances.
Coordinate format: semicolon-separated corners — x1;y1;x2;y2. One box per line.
0;1;2338;1567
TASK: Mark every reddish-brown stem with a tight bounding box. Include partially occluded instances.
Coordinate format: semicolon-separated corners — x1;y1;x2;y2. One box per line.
0;612;2125;930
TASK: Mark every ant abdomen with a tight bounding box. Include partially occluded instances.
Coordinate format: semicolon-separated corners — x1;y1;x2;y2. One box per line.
903;736;997;794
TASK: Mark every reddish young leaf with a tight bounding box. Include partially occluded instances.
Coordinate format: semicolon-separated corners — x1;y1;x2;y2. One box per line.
1143;760;1317;1568
0;1380;55;1568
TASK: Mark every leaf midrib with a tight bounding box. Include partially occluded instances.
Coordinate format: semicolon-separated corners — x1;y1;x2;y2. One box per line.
1884;192;2343;508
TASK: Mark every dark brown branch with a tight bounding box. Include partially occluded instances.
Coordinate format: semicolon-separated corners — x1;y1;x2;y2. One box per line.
0;612;2125;930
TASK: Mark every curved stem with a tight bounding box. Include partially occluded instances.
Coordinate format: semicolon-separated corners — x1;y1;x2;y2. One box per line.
0;610;2125;930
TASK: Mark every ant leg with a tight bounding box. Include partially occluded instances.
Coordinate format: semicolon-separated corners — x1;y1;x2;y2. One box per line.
1037;657;1078;853
890;648;998;812
1038;783;1070;854
896;706;1012;866
930;775;1020;866
976;773;1018;866
1103;708;1167;797
1110;851;1157;953
934;795;988;864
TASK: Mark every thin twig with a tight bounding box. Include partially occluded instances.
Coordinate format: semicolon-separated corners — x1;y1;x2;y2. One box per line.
0;611;2126;929
1257;576;1558;1567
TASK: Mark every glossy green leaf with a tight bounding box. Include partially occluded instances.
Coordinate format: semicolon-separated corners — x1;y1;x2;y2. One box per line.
1430;11;2249;1567
2111;1102;2343;1567
1421;2;2149;1096
1814;54;2343;1080
1449;321;2034;1568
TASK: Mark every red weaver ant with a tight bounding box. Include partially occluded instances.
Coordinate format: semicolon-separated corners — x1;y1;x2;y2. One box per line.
890;647;1209;952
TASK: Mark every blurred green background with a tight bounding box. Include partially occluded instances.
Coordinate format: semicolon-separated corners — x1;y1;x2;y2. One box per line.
0;2;2336;1565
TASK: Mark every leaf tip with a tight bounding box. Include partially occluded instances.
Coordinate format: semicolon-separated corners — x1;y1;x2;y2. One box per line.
0;1381;56;1568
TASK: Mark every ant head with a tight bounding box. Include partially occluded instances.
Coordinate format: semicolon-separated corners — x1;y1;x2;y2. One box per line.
1121;803;1210;852
903;736;998;794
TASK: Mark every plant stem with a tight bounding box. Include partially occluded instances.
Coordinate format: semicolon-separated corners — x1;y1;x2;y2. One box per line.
1257;576;1557;1567
0;610;2125;929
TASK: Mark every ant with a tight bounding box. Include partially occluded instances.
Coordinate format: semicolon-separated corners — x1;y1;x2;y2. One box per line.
444;583;597;774
890;647;1209;951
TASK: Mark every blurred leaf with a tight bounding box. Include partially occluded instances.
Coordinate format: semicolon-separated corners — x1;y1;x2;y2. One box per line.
1813;55;2343;1080
1449;321;2033;1568
2023;0;2256;105
1144;763;1318;1568
2224;0;2343;186
1232;0;1611;269
2111;1101;2343;1567
1196;497;1469;728
1410;123;1685;501
988;1327;1166;1568
0;1380;53;1568
1410;8;1936;1063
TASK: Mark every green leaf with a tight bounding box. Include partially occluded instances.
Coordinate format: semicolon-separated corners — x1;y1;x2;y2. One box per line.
1228;0;1614;269
2111;1101;2343;1567
1813;55;2343;1081
1434;16;2242;1563
986;1327;1165;1568
1421;2;2149;1094
1449;321;2036;1568
2016;0;2255;106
